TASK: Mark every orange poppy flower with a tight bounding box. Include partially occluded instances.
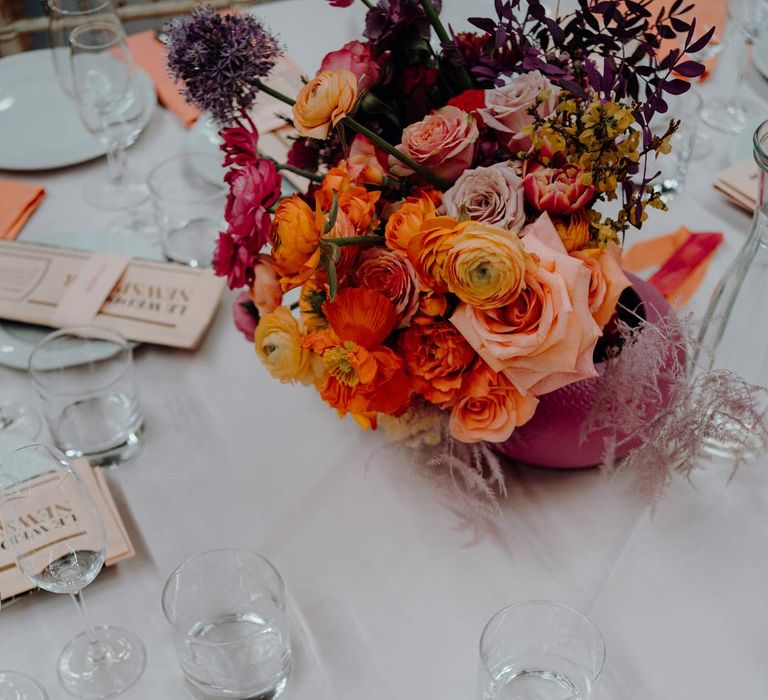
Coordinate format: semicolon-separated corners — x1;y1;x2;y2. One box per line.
301;288;412;417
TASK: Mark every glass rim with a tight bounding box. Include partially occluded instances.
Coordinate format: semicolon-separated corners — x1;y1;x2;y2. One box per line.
28;325;133;398
478;600;606;683
68;19;127;50
47;0;113;16
147;152;228;205
753;119;768;173
0;443;80;495
161;548;286;644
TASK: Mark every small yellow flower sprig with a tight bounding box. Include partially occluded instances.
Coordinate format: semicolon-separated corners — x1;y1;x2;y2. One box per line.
520;90;678;244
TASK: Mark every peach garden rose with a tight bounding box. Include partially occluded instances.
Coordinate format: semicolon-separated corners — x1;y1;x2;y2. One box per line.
450;214;602;396
390;106;479;183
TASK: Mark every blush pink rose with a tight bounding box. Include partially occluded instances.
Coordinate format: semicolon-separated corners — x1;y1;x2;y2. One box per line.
571;243;631;329
523;165;595;216
441;162;525;233
389;106;479;183
450;213;602;396
320;40;381;91
352;247;420;328
478;70;558;152
249;254;283;317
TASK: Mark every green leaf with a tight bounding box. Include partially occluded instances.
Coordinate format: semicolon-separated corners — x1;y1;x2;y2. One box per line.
327;192;339;232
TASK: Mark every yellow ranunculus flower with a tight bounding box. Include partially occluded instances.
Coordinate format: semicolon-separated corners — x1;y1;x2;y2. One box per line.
293;69;359;140
443;222;530;309
255;306;315;384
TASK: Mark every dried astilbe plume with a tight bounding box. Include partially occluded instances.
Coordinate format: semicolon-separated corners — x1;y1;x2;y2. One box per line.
583;306;768;503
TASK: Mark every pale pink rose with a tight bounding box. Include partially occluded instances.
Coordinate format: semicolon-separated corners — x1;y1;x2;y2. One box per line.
389;106;479;183
344;134;389;185
320;40;381;91
249;254;283;317
352;247;420;328
441;162;525;233
450;213;602;396
478;71;558;152
571;243;631;329
523;165;595;215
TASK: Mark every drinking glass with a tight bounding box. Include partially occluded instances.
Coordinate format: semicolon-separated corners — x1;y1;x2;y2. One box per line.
28;326;143;466
69;21;149;212
47;0;119;97
162;549;292;700
0;444;145;698
699;0;768;135
148;153;227;268
650;89;703;201
0;596;48;700
478;601;604;700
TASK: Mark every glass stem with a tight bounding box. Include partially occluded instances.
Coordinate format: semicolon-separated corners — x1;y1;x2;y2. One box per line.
105;141;128;188
70;590;108;664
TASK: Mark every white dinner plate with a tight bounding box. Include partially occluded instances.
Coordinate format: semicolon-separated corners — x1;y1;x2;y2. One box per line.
0;230;162;371
0;49;156;171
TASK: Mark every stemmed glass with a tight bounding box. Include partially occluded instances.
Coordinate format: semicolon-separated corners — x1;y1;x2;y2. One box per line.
69;21;150;214
0;597;48;700
47;0;119;98
0;401;42;443
0;445;145;698
699;0;768;135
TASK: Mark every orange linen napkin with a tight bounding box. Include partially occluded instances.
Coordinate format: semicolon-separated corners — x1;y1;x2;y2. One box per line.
0;179;45;240
126;30;199;128
623;227;723;307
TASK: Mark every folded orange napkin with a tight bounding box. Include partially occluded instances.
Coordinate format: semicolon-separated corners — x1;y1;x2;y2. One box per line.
0;179;45;240
126;30;199;128
623;227;723;307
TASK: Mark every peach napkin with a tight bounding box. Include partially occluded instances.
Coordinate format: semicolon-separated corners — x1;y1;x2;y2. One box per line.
126;30;199;128
0;179;45;240
623;227;723;307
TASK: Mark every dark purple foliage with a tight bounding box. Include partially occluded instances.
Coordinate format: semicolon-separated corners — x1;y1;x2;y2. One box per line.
166;5;282;124
364;0;442;50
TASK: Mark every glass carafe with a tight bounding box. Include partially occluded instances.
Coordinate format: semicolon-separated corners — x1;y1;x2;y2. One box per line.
693;119;768;457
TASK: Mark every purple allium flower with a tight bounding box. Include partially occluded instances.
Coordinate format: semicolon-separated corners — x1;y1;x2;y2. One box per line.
167;6;282;124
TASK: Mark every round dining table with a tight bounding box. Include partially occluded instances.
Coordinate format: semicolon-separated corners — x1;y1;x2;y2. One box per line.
1;1;766;698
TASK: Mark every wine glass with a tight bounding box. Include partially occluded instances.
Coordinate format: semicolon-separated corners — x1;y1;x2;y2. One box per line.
69;21;150;214
47;0;119;98
0;445;145;698
0;400;42;442
699;0;768;135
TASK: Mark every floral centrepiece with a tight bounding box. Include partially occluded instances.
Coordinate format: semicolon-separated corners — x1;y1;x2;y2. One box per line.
165;0;768;521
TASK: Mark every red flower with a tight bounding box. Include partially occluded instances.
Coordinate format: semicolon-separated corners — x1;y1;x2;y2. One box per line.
326;0;354;6
447;88;486;115
220;112;259;168
400;65;439;94
320;40;382;91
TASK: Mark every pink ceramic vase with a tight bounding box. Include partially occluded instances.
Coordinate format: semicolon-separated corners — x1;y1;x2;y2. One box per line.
492;273;683;468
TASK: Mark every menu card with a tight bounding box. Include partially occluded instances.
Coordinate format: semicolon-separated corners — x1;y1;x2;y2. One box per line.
0;240;225;349
0;460;134;601
714;160;758;212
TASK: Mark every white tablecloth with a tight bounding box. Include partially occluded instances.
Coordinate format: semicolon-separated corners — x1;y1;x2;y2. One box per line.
1;2;767;698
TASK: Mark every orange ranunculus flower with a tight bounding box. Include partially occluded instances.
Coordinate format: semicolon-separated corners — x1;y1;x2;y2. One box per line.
554;209;591;252
418;292;448;319
293;69;359;140
571;242;630;329
449;360;538;443
407;215;470;292
270;195;323;291
385;190;441;255
315;164;381;233
399;320;476;408
442;221;531;309
301;288;412;417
